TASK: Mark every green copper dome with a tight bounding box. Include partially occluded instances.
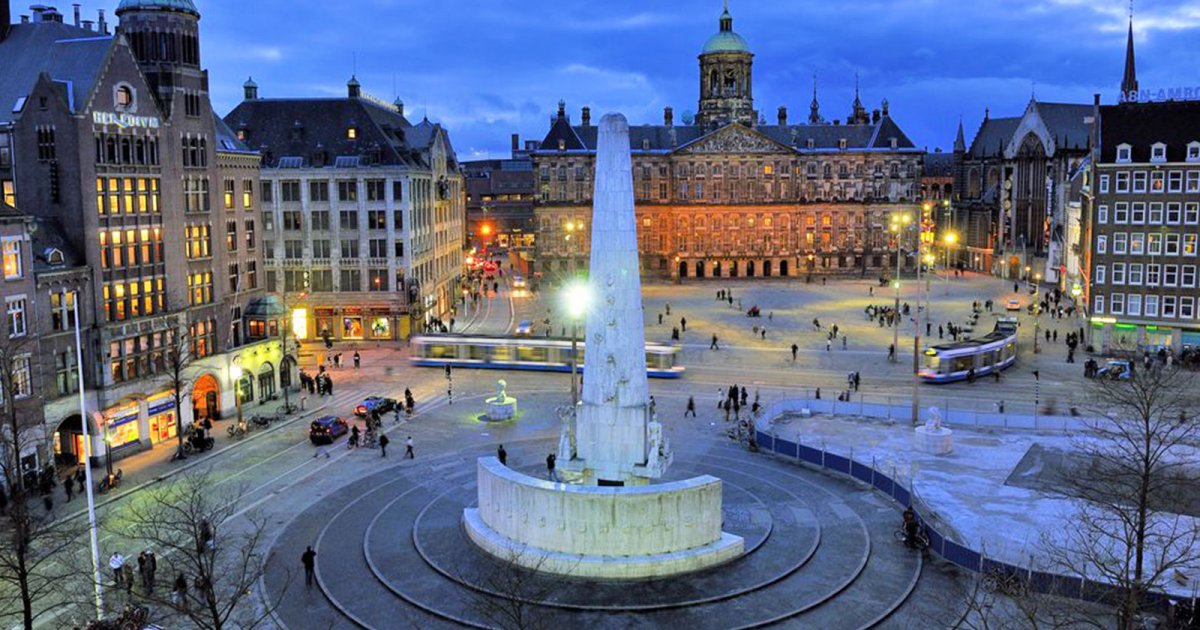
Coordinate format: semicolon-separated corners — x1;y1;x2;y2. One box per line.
115;0;200;17
701;7;749;54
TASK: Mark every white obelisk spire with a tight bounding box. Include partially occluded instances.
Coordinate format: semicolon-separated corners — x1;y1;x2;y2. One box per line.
572;113;667;485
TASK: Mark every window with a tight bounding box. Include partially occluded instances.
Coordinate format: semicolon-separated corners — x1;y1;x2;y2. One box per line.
246;260;258;289
2;239;22;279
337;180;357;202
309;181;329;202
1129;263;1143;285
1184;265;1197;287
1095;264;1106;284
1164;295;1178;318
1112;263;1126;285
1151;171;1165;193
1099;174;1110;193
185;224;211;259
1117;144;1131;163
339;210;358;230
339;268;361;291
1148;203;1163;224
311;210;330;231
228;263;240;292
1113;233;1127;254
242;179;254;208
116;85;133;108
1147;263;1160;285
1183;297;1197;320
11;356;30;399
392;181;403;201
187;271;213;306
226;220;238;251
1148;233;1163;256
50;291;77;331
1165;264;1179;286
367;239;387;259
1188;172;1200;193
1133;171;1148;193
366;180;385;201
223;178;235;209
1094;294;1105;314
1127;294;1142;316
1187;203;1200;225
1167;203;1182;224
1145;295;1159;317
340;239;359;258
393;211;403;231
1116;172;1130;193
1114;203;1128;224
55;350;78;396
1131;203;1146;224
347;127;357;140
190;320;215;360
6;297;26;337
1130;233;1145;255
393;240;404;257
282;211;302;230
245;220;256;249
367;210;387;230
1111;292;1125;314
1187;234;1198;256
1189;143;1200;162
312;240;331;259
281;180;301;202
368;269;389;291
261;181;273;203
1151;143;1166;163
1169;171;1183;193
1097;205;1108;224
284;240;304;259
1166;233;1180;255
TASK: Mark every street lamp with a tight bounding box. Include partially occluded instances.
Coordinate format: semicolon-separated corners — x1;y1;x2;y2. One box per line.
943;232;958;296
1033;272;1042;354
889;212;912;361
563;280;591;409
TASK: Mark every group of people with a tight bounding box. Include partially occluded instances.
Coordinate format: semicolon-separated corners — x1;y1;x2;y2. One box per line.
108;549;158;594
863;303;909;328
717;384;758;422
298;367;335;396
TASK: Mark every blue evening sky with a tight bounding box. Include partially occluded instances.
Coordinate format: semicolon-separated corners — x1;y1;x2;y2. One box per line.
184;0;1200;159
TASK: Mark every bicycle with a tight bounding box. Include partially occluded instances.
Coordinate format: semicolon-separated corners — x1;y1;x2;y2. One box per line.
893;527;929;551
97;469;123;494
227;420;249;439
981;569;1028;597
278;402;299;415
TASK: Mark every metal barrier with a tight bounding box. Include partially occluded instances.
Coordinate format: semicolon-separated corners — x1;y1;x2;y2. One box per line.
755;426;1178;613
761;397;1090;432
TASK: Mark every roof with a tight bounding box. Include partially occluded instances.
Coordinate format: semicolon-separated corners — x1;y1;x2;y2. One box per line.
30;217;84;271
1033;102;1092;152
245;295;286;318
967;116;1020;159
0;21;113;125
923;152;956;176
223;97;428;168
212;113;256;155
703;30;750;54
1098;101;1200;162
115;0;200;17
535;113;920;156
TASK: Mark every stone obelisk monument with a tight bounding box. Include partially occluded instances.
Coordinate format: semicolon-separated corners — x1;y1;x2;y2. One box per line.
561;113;671;485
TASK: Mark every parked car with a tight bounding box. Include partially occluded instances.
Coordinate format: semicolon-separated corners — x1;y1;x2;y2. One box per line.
516;320;534;336
355;396;396;417
1005;298;1021;311
512;274;526;289
1097;359;1133;380
309;416;349;444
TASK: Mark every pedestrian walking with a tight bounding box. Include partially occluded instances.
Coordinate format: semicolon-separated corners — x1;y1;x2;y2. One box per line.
546;453;560;482
658;313;663;325
665;302;671;315
64;478;73;502
888;344;896;361
826;339;831;351
405;436;414;459
761;328;767;340
302;546;317;588
123;564;134;594
138;551;149;590
740;386;748;407
109;552;125;587
75;468;85;494
353;351;361;368
723;398;732;422
199;519;214;552
791;343;799;362
710;334;719;350
853;371;861;391
172;573;189;610
146;549;157;592
379;433;389;457
685;396;696;417
842;336;848;350
394;406;401;424
681;317;688;332
498;444;507;466
649;396;657;419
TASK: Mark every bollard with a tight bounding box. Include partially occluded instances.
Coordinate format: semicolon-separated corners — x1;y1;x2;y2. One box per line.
300;396;308;411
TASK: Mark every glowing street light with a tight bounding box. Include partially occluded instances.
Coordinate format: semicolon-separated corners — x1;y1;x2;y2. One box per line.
943;232;958;295
563;280;591;408
231;362;245;426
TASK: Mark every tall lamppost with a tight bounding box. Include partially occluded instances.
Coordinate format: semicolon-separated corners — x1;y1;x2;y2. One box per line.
231;362;244;426
889;212;912;361
943;232;958;295
1033;272;1042;354
563;280;591;409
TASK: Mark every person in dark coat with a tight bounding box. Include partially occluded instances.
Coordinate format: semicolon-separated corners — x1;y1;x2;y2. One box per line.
497;444;507;466
379;433;389;457
302;546;317;588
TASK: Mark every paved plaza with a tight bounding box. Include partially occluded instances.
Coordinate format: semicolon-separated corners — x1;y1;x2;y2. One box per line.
32;273;1128;628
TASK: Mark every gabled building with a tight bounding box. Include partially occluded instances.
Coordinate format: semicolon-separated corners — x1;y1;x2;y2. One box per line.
531;5;923;282
224;78;465;338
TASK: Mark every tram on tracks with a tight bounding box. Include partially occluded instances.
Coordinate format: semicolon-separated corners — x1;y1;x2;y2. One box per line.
410;334;685;378
918;318;1019;383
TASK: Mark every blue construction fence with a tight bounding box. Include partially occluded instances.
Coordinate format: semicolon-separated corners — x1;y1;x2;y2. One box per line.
756;428;1175;611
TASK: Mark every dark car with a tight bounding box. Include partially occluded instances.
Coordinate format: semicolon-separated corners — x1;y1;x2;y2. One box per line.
354;396;396;417
309;416;349;444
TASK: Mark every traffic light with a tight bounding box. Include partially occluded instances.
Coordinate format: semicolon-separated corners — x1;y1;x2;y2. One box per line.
444;364;452;379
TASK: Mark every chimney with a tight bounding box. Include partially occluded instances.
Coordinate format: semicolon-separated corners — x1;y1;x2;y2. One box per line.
663;106;673;127
581;106;590;127
777;106;787;126
556;100;566;120
871;109;881;124
97;8;106;34
73;3;80;26
510;133;519;154
243;77;258;101
81;18;92;30
0;0;10;42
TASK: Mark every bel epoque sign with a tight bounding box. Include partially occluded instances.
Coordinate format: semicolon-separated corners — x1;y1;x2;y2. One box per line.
92;111;161;129
1120;87;1200;104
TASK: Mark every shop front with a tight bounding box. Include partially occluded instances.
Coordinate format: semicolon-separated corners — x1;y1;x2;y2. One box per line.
147;392;179;445
103;402;143;455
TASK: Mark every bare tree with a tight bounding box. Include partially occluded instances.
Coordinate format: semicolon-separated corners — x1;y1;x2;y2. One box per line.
466;548;571;630
0;335;88;629
107;470;288;630
1051;362;1200;629
163;325;193;461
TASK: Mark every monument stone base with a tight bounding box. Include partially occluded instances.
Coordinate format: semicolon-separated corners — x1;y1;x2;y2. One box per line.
914;426;954;455
484;397;517;421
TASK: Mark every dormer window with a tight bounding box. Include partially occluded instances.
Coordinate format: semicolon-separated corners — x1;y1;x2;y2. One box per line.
889;137;898;150
1151;143;1166;163
347;127;358;140
806;138;815;149
1188;142;1200;162
115;85;133;109
236;129;247;141
557;139;566;151
838;138;847;150
1117;143;1132;163
45;248;64;265
642;139;650;151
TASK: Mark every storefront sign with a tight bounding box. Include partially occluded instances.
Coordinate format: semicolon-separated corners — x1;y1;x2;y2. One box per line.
1120;87;1200;104
92;111;161;129
148;397;176;416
